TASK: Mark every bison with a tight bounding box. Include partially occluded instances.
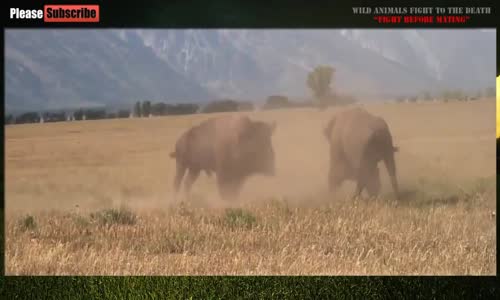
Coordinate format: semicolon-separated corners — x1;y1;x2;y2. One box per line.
323;107;400;200
170;115;277;201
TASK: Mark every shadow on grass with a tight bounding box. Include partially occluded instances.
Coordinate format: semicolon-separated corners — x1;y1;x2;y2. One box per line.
392;176;495;209
89;207;137;226
395;188;460;208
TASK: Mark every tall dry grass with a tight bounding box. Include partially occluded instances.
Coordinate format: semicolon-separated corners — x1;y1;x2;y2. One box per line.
4;99;496;275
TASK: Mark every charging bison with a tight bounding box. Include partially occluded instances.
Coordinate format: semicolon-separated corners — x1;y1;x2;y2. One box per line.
170;115;277;201
323;107;400;200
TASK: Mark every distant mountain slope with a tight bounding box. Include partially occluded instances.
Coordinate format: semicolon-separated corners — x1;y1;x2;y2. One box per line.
138;29;495;99
5;29;495;113
5;30;213;112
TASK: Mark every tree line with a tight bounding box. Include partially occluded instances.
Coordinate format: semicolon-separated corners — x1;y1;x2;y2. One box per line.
4;65;353;125
395;86;495;103
2;98;286;125
5;108;133;125
12;64;488;125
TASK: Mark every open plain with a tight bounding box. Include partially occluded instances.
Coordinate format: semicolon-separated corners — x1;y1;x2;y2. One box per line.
5;99;496;275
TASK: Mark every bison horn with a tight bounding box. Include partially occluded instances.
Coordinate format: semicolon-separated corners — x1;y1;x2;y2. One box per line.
169;151;176;158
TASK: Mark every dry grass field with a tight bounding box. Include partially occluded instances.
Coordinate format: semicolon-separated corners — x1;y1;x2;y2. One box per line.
5;99;496;275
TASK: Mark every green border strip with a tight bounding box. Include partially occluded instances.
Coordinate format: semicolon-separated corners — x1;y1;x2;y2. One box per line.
1;276;498;299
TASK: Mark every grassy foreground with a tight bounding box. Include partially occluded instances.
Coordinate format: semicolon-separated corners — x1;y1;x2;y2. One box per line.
6;180;496;275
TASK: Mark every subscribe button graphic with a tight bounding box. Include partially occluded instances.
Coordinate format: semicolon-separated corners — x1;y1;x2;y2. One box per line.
9;5;99;22
44;5;99;22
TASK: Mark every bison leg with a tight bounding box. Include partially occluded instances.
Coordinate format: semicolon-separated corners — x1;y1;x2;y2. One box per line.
383;153;400;200
352;165;373;200
173;161;187;196
365;167;381;198
352;181;364;200
184;168;201;196
327;145;350;195
328;169;344;193
328;155;350;196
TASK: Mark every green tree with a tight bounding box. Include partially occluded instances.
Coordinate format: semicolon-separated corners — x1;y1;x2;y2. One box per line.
202;99;239;113
264;95;290;110
151;102;168;116
74;109;84;120
142;101;152;117
441;90;452;101
134;101;142;117
118;109;130;118
451;89;465;101
475;90;482;99
485;86;495;98
307;65;335;108
422;91;432;101
238;101;254;112
5;114;13;124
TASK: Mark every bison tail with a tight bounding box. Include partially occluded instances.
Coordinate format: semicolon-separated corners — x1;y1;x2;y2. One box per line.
169;151;176;158
393;146;399;153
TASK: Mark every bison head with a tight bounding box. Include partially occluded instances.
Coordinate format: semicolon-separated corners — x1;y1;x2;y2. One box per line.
239;120;277;176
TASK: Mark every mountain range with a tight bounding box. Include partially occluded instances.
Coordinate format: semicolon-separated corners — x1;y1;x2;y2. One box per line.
5;29;496;113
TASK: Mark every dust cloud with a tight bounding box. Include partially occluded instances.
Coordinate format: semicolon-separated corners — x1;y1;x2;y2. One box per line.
4;99;496;214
